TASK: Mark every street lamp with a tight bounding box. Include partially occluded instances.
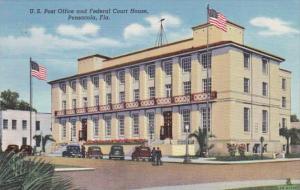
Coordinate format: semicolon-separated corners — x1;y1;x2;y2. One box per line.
183;124;191;163
149;124;154;146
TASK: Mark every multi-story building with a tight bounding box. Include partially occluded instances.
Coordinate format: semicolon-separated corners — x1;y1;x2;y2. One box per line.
49;21;291;155
0;110;52;151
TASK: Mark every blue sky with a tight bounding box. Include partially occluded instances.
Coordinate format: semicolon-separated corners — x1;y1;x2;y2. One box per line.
0;0;299;117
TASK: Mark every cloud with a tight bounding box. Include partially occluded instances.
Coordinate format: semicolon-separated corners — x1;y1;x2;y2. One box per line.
250;17;300;36
123;13;183;40
56;23;100;37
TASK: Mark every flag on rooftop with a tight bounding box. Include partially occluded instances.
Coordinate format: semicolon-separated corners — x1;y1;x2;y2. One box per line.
31;60;47;80
208;8;227;32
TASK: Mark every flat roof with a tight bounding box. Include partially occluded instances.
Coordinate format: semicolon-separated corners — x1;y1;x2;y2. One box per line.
279;68;292;73
48;40;285;84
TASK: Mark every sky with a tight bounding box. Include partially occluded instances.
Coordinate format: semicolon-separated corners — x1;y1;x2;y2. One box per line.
0;0;299;117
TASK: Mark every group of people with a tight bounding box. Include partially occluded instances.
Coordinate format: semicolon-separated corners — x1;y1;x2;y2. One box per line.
151;147;162;166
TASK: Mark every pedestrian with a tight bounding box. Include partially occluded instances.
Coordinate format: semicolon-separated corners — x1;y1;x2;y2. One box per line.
151;147;156;166
81;145;86;158
156;147;162;166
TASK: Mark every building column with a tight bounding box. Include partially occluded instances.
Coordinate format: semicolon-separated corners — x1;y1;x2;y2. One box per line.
66;121;71;142
99;115;105;140
191;105;200;133
125;68;133;102
140;65;147;100
172;107;181;141
124;112;132;139
87;77;94;107
111;113;118;139
66;82;72;109
87;117;93;141
155;108;163;140
139;111;147;139
99;74;106;105
172;57;182;96
76;79;83;107
155;61;164;98
111;71;118;104
191;53;201;93
76;119;81;142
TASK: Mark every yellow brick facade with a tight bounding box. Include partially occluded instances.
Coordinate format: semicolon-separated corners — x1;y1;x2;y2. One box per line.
49;21;291;155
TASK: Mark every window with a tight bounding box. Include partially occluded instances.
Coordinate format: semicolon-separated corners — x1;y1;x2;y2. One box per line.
132;67;139;81
244;53;250;69
181;56;191;72
94;95;99;106
119;92;125;102
83;97;88;107
118;115;125;137
147;64;155;79
203;78;211;93
81;78;87;90
201;52;212;69
60;83;66;93
134;89;139;101
183;81;191;95
244;108;250;132
282;78;286;90
182;109;190;132
132;114;139;136
149;87;155;99
22;137;27;145
12;120;17;130
118;70;125;84
282;97;286;108
106;93;112;104
93;76;99;88
244;78;250;93
36;121;40;131
3;119;8;129
262;82;268;96
70;80;76;92
282;118;286;128
71;120;76;139
60;120;66;138
104;116;111;136
262;110;268;133
147;112;155;136
72;99;76;109
22;120;27;130
202;108;211;131
165;84;172;97
262;58;268;74
62;100;66;110
93;118;99;137
105;73;111;86
164;61;172;76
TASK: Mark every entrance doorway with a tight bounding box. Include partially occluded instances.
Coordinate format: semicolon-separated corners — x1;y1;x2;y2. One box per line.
79;119;87;141
160;111;172;140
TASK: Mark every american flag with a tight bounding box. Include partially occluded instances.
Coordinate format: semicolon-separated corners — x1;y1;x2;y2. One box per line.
31;60;47;80
208;8;227;32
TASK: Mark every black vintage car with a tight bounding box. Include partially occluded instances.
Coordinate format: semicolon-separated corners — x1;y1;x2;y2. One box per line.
62;145;82;158
20;145;33;156
109;145;124;160
5;144;19;154
86;146;103;159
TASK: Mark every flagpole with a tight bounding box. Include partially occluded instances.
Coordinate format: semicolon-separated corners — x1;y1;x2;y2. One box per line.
30;57;32;146
205;4;210;156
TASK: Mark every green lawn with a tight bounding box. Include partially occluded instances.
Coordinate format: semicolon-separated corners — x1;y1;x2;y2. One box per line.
216;155;272;161
226;184;300;190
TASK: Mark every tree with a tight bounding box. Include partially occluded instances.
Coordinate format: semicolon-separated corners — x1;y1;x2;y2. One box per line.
279;127;300;155
33;134;56;153
0;89;36;111
188;127;215;157
291;114;300;122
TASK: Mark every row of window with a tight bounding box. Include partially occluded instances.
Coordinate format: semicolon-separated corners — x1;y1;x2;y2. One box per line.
60;53;212;94
244;108;268;133
243;53;269;75
2;119;40;131
243;78;287;95
60;108;211;139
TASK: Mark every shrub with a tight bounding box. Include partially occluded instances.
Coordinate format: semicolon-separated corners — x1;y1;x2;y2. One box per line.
227;143;237;157
238;144;246;158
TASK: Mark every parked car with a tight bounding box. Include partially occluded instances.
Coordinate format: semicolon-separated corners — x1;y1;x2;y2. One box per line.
5;144;19;154
86;146;103;159
131;146;151;161
20;145;33;156
109;145;124;160
62;145;82;158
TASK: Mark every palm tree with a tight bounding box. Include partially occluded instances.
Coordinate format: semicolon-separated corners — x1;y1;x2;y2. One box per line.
279;127;300;155
188;127;215;157
0;152;77;189
33;134;56;153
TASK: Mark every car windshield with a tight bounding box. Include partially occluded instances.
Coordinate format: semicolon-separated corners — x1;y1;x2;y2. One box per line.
140;148;149;151
68;146;80;152
90;147;100;150
112;146;122;150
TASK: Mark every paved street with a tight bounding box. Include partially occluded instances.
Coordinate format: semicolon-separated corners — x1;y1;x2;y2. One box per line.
42;157;300;190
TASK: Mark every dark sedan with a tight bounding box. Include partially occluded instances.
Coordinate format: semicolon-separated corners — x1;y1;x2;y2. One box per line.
86;146;103;159
62;145;82;158
5;144;19;154
109;145;124;160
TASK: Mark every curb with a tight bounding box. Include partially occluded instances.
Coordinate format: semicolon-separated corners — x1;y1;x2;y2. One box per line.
55;168;94;172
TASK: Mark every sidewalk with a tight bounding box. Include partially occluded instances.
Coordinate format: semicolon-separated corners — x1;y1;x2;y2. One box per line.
138;179;300;190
